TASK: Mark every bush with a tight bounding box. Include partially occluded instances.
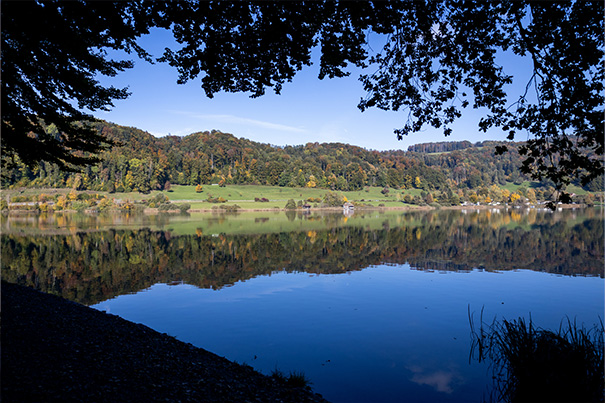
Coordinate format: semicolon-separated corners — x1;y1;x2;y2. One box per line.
285;199;297;209
178;203;190;213
72;201;88;213
97;197;114;211
207;196;227;203
322;191;345;207
219;204;240;212
150;192;169;206
158;203;172;211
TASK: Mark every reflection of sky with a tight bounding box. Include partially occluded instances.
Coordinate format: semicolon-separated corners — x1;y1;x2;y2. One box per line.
408;365;463;394
92;266;603;403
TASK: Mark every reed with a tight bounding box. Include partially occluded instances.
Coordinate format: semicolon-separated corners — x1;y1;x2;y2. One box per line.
469;307;604;402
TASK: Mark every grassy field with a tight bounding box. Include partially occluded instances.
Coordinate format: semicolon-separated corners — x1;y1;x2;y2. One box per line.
162;184;423;208
1;184;423;208
501;181;590;195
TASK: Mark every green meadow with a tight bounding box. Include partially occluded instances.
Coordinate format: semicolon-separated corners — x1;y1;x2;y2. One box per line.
161;184;424;209
501;181;589;195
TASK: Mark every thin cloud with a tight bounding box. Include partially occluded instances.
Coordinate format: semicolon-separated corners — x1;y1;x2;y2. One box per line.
170;111;308;133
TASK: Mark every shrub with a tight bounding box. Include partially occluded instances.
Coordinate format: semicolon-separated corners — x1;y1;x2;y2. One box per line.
178;203;190;213
158;203;172;211
322;191;345;207
150;192;169;206
285;199;297;209
72;201;88;213
97;197;114;211
207;196;227;203
219;204;240;212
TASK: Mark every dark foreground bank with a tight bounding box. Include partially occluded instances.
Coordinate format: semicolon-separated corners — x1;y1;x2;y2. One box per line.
1;281;328;402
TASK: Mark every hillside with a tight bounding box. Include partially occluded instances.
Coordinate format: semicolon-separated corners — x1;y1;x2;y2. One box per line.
1;120;602;195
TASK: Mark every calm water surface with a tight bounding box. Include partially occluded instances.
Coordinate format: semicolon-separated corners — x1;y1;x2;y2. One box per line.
2;208;603;402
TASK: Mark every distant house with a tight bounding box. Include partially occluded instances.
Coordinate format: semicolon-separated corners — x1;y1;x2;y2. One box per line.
302;203;312;210
343;202;354;214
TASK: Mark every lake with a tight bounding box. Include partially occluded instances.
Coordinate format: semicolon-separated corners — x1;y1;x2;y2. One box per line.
2;207;603;402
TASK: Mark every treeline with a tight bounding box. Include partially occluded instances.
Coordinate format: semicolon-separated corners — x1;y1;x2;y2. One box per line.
2;121;602;193
407;140;475;153
2;209;602;305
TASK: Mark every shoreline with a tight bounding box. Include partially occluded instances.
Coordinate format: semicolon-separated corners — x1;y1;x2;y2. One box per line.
3;202;590;215
1;281;328;402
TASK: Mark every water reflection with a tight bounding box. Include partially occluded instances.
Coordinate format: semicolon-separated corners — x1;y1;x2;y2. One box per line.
2;208;602;305
408;366;463;394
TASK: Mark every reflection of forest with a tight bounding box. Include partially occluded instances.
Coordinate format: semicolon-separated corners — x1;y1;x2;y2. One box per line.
2;209;602;305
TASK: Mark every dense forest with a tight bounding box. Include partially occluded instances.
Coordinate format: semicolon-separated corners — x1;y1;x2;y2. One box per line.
2;120;602;194
2;209;602;305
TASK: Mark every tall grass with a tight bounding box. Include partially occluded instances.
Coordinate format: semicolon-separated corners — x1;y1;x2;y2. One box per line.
469;308;604;402
270;367;312;388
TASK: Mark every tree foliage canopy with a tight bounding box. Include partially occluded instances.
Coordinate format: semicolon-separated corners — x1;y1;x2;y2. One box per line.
2;1;602;197
1;1;153;169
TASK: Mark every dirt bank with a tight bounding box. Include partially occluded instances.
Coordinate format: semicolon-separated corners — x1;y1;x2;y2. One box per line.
1;281;328;402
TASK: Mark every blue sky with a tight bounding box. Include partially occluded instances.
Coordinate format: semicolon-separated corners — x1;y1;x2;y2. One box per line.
94;28;532;151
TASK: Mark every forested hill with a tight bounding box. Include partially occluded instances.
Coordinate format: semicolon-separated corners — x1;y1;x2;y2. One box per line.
2;120;601;193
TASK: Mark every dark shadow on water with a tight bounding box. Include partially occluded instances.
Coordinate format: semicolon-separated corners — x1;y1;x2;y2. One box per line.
469;308;604;402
